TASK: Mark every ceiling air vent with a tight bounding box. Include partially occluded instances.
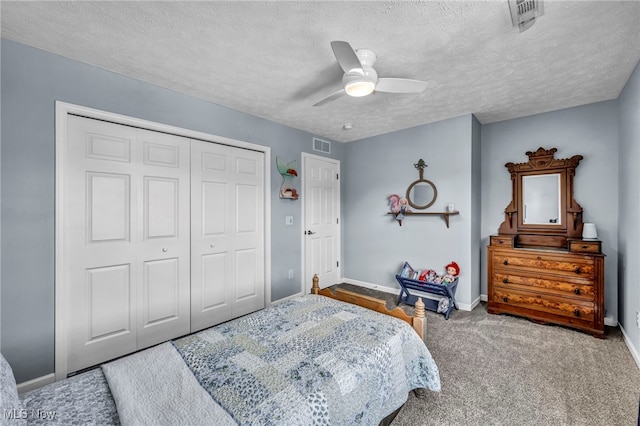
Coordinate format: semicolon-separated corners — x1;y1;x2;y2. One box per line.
313;137;331;154
509;0;544;32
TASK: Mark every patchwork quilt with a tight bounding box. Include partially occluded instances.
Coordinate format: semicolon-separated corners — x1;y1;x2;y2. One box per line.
18;295;440;425
173;295;440;425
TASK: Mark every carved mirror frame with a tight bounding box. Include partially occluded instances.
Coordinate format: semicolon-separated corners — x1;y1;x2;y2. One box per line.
498;147;584;248
406;159;437;210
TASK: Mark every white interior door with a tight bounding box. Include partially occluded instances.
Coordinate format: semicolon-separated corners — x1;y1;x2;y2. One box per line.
191;140;265;332
136;129;191;349
64;116;190;373
303;154;340;292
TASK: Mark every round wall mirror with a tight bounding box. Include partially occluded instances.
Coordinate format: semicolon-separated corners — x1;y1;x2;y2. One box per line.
406;179;437;209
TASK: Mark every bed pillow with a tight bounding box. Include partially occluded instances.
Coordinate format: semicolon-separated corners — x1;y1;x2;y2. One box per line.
1;353;27;424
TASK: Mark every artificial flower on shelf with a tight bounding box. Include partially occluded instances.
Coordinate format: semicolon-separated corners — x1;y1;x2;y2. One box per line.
276;157;299;200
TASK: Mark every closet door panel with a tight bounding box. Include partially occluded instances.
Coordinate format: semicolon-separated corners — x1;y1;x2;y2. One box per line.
235;248;259;302
201;181;227;236
66;117;139;373
201;252;229;311
191;141;264;331
64;118;191;373
144;177;179;239
86;264;132;340
232;154;265;317
136;129;190;349
191;143;233;331
87;172;131;243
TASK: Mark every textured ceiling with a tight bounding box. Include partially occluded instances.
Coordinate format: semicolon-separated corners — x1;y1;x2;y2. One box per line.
2;1;639;143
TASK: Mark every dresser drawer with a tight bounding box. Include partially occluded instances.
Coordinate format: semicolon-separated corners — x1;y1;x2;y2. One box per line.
492;288;595;322
491;251;594;280
490;235;515;248
568;239;601;254
492;271;594;301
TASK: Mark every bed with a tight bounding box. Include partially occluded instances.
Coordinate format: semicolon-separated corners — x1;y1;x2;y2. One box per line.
2;283;440;425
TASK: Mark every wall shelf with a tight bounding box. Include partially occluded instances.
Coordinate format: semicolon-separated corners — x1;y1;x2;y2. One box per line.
387;211;459;228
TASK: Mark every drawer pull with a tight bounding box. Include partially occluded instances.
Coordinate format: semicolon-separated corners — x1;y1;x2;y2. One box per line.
503;296;509;303
573;309;580;317
503;260;509;265
582;245;588;249
574;267;581;274
498;240;504;244
502;277;509;284
574;288;581;295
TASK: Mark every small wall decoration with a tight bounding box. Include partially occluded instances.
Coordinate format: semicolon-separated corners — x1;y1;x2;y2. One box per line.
388;194;409;224
386;158;459;227
276;157;299;200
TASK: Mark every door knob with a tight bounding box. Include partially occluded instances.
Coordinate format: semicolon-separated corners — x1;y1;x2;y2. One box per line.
162;248;168;253
305;230;316;235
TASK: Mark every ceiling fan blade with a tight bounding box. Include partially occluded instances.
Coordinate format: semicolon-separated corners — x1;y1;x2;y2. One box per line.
330;41;363;73
375;78;430;94
313;89;346;107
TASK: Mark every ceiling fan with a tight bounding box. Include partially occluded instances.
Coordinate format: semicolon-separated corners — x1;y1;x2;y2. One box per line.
313;41;430;107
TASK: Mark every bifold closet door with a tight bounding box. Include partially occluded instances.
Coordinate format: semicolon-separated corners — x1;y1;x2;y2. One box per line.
64;116;190;373
191;140;265;332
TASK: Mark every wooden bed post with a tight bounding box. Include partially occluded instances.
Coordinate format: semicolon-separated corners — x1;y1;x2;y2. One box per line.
413;297;427;341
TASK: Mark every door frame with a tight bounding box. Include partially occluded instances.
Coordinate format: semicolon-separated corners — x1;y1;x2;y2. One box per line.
54;101;271;380
300;153;341;294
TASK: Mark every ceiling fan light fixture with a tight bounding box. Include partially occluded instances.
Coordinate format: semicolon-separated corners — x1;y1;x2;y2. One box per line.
343;66;378;97
313;41;430;107
345;80;375;97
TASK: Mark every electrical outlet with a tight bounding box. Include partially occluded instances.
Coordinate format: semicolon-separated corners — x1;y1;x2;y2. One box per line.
636;310;640;328
288;269;294;279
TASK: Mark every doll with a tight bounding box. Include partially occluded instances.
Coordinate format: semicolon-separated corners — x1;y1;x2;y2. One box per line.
396;198;409;220
442;261;460;284
388;194;410;222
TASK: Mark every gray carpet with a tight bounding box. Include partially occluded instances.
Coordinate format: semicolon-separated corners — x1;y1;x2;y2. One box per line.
332;284;640;426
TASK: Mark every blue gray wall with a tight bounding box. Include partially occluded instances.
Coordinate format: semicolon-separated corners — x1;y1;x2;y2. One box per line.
0;39;343;382
342;115;480;307
480;100;620;322
2;37;638;383
618;60;640;358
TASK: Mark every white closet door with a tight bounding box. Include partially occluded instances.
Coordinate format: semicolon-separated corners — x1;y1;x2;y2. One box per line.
191;140;265;332
64;116;190;373
136;129;191;349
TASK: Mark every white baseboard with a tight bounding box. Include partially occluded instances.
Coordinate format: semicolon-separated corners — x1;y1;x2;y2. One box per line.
17;373;55;395
463;296;481;311
604;316;617;327
341;277;398;295
620;324;640;371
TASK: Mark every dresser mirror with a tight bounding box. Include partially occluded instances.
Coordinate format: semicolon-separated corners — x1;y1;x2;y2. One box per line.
522;173;561;225
498;147;584;248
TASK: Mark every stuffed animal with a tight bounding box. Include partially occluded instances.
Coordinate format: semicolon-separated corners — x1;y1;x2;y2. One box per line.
437;298;450;313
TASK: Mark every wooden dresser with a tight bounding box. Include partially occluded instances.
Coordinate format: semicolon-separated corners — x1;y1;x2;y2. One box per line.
488;235;605;337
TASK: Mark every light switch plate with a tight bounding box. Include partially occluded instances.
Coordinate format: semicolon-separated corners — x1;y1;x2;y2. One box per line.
285;216;293;225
